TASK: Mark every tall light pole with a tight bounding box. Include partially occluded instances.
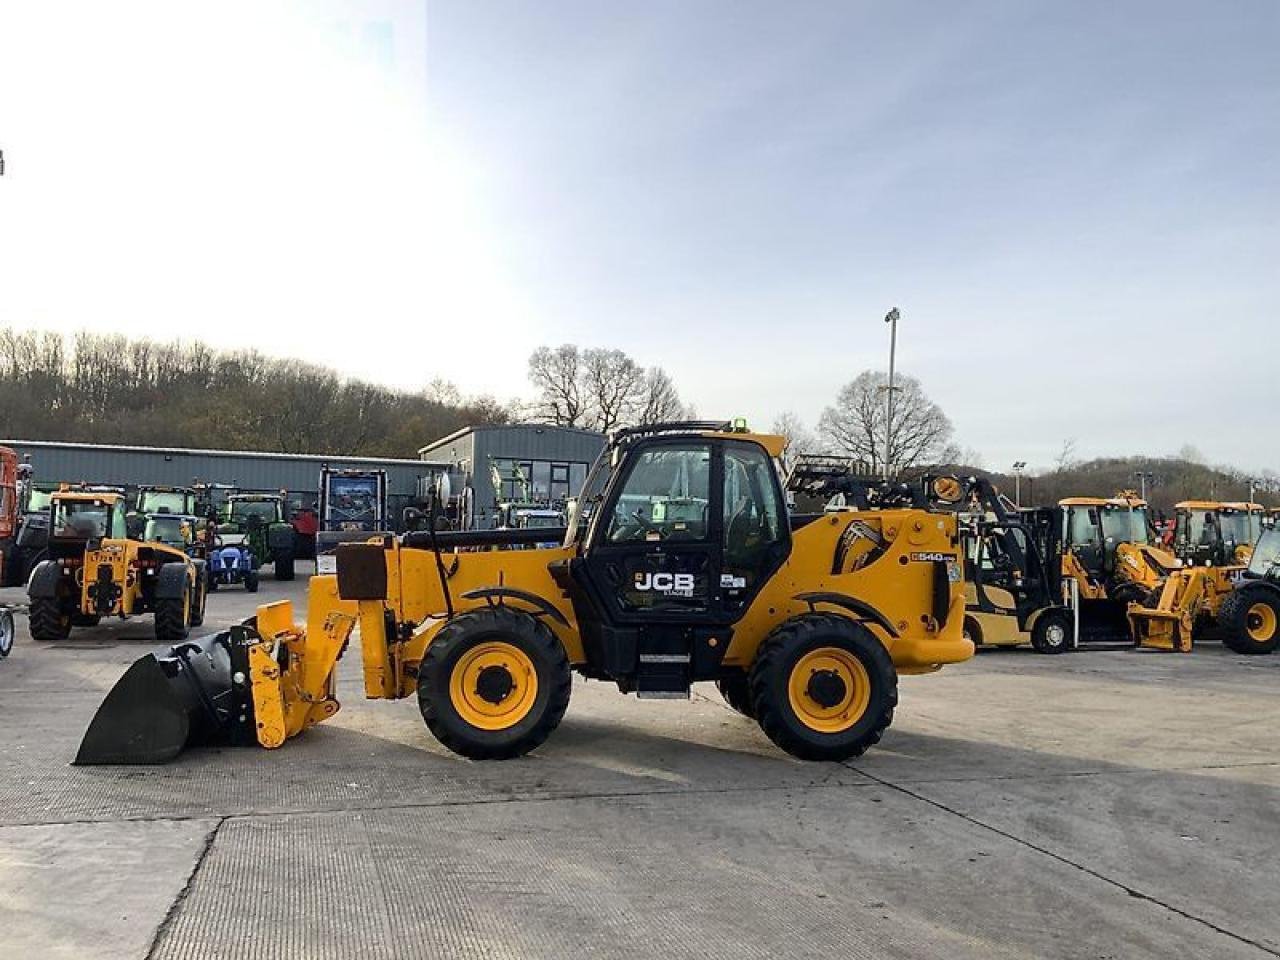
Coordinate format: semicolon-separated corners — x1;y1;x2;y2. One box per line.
1012;461;1027;507
1133;470;1153;501
883;307;899;480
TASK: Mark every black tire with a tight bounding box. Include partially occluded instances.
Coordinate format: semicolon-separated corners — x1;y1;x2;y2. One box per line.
207;571;219;593
963;615;984;647
0;609;14;657
71;613;101;627
715;672;755;718
1219;588;1280;655
155;588;191;645
1031;608;1073;654
245;570;260;593
274;554;295;581
189;575;206;627
29;598;72;642
418;607;571;760
748;613;897;762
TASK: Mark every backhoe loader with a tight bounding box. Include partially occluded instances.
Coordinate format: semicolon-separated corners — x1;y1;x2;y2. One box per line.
1128;501;1267;652
27;488;206;644
1214;528;1280;654
77;422;972;765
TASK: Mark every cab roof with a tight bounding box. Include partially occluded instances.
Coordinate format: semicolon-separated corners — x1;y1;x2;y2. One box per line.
1176;500;1265;512
1059;496;1148;508
53;491;123;504
611;420;787;459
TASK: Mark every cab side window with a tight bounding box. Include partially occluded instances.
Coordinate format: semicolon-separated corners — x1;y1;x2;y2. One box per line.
722;446;784;590
1069;507;1101;547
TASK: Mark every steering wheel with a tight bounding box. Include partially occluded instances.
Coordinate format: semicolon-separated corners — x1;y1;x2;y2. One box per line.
631;509;662;538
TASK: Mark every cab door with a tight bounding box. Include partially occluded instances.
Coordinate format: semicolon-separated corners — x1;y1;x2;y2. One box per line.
566;436;790;690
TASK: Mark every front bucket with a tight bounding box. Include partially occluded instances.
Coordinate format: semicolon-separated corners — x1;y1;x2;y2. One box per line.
75;631;246;765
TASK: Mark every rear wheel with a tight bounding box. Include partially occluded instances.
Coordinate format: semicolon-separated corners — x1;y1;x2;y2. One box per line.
749;613;897;762
274;555;295;582
715;672;755;718
1220;588;1280;654
29;598;72;642
1031;608;1073;654
418;607;571;760
189;575;206;627
155;586;191;645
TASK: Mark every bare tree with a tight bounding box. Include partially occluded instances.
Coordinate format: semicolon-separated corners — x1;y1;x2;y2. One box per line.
636;367;685;425
771;410;819;471
581;348;645;432
817;371;954;473
528;345;585;427
1054;438;1079;472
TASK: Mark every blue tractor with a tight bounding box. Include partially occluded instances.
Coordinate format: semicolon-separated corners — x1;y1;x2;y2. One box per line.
206;541;260;592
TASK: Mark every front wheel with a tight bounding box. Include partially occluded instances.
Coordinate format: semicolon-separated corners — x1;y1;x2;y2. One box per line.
245;570;260;593
1220;588;1280;654
155;588;191;645
1031;608;1073;654
274;555;295;582
418;608;571;760
29;598;73;642
749;613;897;762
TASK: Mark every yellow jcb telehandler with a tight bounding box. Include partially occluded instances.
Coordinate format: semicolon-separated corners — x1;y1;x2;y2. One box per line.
27;488;206;644
77;421;972;765
1128;500;1267;652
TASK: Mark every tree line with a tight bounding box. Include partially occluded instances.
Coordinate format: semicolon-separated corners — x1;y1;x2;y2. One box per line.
0;329;510;457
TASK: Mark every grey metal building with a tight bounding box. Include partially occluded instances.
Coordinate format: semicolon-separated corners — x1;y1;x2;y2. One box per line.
418;424;605;530
3;439;445;525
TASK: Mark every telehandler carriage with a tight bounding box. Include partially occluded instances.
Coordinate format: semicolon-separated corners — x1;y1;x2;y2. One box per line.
77;422;973;765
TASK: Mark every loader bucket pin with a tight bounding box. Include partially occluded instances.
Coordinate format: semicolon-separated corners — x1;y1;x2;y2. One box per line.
75;632;245;765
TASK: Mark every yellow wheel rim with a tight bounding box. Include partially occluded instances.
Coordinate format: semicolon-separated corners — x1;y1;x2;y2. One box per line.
1246;603;1277;642
787;646;871;734
449;641;539;731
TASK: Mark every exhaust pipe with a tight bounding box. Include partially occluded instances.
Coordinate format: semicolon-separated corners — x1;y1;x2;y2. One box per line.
75;626;261;765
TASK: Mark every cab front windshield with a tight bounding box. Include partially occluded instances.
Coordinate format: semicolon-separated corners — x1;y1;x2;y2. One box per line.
140;490;191;514
1247;531;1280;576
27;489;52;512
144;515;190;546
53;500;111;539
1219;512;1260;546
1100;506;1150;545
228;500;280;524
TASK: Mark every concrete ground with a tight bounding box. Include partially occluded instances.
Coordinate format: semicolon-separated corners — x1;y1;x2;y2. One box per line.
1;575;1277;960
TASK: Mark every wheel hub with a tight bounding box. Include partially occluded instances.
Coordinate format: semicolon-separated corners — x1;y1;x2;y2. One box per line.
806;669;847;709
475;664;515;705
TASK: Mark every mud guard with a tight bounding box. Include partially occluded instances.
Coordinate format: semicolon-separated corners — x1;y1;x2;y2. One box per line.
154;561;190;599
26;559;64;599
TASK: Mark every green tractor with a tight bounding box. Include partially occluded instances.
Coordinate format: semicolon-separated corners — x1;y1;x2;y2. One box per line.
127;485;198;539
220;493;296;581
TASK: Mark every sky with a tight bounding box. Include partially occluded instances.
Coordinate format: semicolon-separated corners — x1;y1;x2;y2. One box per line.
0;1;1276;473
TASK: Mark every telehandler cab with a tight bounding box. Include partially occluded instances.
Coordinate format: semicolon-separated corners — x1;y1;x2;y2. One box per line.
77;422;972;765
27;488;206;644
